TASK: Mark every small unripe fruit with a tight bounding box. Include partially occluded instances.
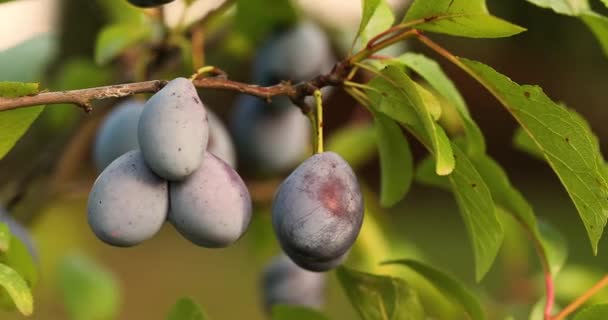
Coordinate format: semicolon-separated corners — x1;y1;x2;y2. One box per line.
272;152;363;271
138;78;209;181
127;0;175;8
93;100;144;172
207;110;237;168
87;150;168;247
169;153;252;248
261;254;326;311
231;95;310;173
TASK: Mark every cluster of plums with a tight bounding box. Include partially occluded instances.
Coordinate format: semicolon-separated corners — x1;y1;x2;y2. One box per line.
88;16;364;312
88;78;251;248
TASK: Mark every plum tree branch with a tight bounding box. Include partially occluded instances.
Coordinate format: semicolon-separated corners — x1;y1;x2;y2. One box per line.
0;23;413;113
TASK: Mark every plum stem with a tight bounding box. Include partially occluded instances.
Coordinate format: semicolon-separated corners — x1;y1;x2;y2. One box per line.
314;90;324;154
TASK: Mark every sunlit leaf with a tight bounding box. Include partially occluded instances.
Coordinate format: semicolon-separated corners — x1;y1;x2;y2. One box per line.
383;259;485;320
336;266;425;320
513;127;544;160
470;154;567;275
357;0;395;48
460;57;608;253
374;113;413;207
0;263;32;316
367;66;455;175
395;53;485;156
0;82;44;160
404;0;525;38
581;12;608;58
524;0;589;15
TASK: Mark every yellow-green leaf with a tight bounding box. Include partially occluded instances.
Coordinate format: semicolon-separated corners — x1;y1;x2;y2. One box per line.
574;304;608;320
383;259;486;320
375;113;413;207
337;266;425;320
581;12;608;58
460;57;608;253
0;263;32;316
404;0;525;38
0;82;44;160
167;297;207;320
395;53;485;156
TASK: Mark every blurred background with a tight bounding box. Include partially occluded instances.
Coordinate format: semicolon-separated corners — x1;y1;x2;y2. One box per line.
1;0;608;319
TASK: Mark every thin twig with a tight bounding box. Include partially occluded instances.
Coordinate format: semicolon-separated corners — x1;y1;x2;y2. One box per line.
552;275;608;320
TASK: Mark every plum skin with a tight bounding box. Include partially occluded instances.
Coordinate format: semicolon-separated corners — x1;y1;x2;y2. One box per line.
138;77;209;181
127;0;175;8
231;94;310;173
93;100;144;172
261;254;326;311
87;150;168;247
271;151;364;271
207;110;237;168
169;153;252;248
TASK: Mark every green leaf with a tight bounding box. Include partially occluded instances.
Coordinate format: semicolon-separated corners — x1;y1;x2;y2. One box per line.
271;305;329;320
95;23;152;65
581;12;608;58
0;33;57;82
460;57;608;253
0;263;32;316
0;82;45;160
382;259;485;320
524;0;589;15
0;232;37;288
358;0;395;48
336;266;425;320
574;304;608;320
367;66;455;175
235;0;298;44
358;0;382;40
326;124;377;169
404;0;525;38
470;154;567;275
375;113;414;207
395;53;485;156
603;0;608;8
0;224;10;254
58;254;121;320
513;127;544;160
447;145;503;281
167;297;207;320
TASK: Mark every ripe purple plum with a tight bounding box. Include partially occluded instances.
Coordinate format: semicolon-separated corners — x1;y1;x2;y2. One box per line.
231;95;310;173
138;78;209;181
261;254;326;311
169;153;252;248
207;110;236;168
87;150;168;247
93;100;144;172
253;22;335;86
272;152;363;271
